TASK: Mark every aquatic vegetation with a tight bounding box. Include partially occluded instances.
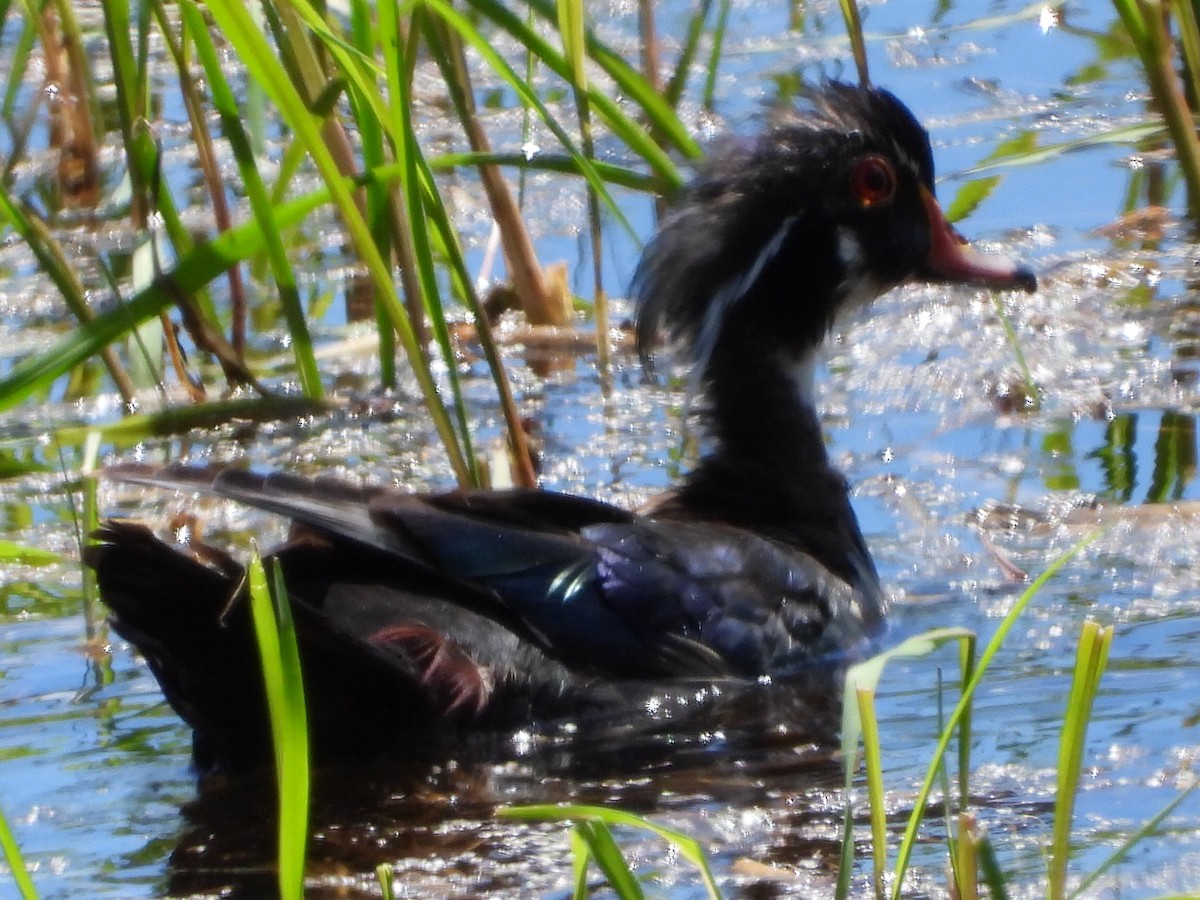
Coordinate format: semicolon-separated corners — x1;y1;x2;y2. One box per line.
0;1;1198;898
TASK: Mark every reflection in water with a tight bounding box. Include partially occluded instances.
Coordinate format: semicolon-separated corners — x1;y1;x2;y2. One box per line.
165;686;846;898
1085;411;1197;504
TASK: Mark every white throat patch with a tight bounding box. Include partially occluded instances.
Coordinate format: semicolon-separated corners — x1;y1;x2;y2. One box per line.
835;226;887;322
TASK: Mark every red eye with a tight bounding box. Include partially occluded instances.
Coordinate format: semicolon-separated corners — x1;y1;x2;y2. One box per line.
849;155;896;207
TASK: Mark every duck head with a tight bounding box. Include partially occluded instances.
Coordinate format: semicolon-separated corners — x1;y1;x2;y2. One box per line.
634;82;1036;380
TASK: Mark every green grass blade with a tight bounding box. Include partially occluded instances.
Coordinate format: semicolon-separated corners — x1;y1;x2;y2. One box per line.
153;0;247;351
835;789;855;900
555;0;609;377
501;804;722;900
836;0;869;86
384;11;479;483
0;152;488;414
944;130;1040;224
702;0;731;112
1110;0;1146;47
180;0;323;398
348;0;397;388
0;13;35;122
991;298;1037;406
0;540;60;565
857;685;887;899
932;695;964;886
557;0;586;85
1048;621;1113;900
0;186;329;410
663;0;712;109
0;452;52;478
246;552;310;900
975;827;1009;900
79;435;101;610
1111;0;1200;217
953;813;978;900
268;0;417;393
956;122;1165;176
0;396;325;451
428;151;667;193
955;133;1036;402
1069;779;1199;900
265;0;389;130
205;0;473;485
0;801;38;899
574;820;646;900
570;827;591;899
466;0;693;182
957;635;977;811
413;139;539;487
376;862;396;900
528;0;701;163
839;628;974;898
1175;1;1200;110
424;0;639;244
889;532;1104;899
842;627;976;775
99;0;148;214
0;183;135;401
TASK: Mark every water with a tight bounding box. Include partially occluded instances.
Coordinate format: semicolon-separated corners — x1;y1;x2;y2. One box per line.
2;1;1199;897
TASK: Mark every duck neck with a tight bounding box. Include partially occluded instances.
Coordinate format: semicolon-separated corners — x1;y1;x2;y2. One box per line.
693;337;835;506
669;333;877;591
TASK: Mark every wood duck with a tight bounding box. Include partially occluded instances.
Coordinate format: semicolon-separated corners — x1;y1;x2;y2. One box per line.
86;83;1035;775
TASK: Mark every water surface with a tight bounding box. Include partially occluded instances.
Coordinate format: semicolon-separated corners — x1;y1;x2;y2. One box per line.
1;1;1198;897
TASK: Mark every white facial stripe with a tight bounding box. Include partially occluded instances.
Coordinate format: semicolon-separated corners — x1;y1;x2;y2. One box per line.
685;215;799;406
